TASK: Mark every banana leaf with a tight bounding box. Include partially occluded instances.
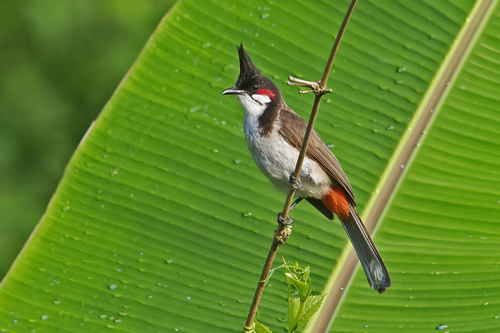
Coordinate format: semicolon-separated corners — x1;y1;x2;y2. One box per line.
1;0;498;332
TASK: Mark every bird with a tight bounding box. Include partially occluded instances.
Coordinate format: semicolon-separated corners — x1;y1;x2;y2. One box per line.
221;44;391;293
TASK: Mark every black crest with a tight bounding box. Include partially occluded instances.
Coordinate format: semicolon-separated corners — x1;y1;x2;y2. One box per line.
236;44;261;88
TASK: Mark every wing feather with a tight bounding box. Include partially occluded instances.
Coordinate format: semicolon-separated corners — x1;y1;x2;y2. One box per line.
278;106;356;205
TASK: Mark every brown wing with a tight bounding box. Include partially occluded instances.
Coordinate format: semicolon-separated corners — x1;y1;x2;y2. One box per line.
278;105;356;206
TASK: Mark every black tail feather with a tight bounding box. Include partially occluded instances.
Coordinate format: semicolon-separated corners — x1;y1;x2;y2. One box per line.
339;205;391;293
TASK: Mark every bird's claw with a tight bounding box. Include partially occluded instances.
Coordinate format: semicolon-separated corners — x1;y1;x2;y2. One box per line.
277;212;294;227
287;76;332;96
289;173;303;189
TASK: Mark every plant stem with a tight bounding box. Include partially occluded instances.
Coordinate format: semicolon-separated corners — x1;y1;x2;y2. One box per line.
244;225;291;332
289;298;306;333
281;0;358;223
243;1;358;331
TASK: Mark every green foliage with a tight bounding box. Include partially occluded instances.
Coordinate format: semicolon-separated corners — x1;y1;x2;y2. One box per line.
284;261;326;332
253;260;326;333
291;295;326;331
285;264;312;303
254;320;273;333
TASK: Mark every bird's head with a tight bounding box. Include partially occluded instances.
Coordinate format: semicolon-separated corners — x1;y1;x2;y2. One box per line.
222;44;281;116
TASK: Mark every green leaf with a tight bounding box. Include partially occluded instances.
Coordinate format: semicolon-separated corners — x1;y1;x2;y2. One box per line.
284;260;312;302
0;0;499;332
298;295;326;330
255;320;273;333
285;272;311;302
289;295;326;331
289;298;301;331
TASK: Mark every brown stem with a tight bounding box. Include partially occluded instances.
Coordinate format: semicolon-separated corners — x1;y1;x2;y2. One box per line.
243;225;291;332
281;0;357;222
319;0;358;89
243;1;358;331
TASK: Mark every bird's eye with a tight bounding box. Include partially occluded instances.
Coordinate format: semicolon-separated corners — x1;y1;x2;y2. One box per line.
251;84;259;91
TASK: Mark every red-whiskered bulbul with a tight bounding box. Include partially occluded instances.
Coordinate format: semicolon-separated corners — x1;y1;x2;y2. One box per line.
222;45;391;293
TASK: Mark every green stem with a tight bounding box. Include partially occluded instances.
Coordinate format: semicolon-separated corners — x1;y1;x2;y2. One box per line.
289;299;306;333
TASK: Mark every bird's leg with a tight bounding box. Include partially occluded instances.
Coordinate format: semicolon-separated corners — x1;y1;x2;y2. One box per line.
287;76;332;96
277;197;303;226
290;197;303;211
277;173;308;225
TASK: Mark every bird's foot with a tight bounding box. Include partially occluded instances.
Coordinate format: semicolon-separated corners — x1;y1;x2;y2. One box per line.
289;173;303;189
287;76;332;96
277;212;294;227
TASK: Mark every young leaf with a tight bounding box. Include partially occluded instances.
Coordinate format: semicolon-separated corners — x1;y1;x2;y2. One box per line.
287;297;301;330
297;294;326;329
284;263;312;302
254;320;273;333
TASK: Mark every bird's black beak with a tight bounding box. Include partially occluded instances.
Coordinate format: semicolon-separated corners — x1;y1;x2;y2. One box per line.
221;87;245;96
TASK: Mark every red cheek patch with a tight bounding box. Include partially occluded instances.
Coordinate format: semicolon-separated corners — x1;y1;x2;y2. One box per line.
257;88;276;99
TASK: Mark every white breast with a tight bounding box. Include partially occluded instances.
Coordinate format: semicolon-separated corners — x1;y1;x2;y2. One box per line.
240;96;331;199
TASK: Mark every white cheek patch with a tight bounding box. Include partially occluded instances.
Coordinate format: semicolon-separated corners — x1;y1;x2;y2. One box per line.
251;94;271;105
238;94;268;117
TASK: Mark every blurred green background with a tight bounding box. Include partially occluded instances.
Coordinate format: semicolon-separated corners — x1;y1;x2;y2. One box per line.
0;0;176;279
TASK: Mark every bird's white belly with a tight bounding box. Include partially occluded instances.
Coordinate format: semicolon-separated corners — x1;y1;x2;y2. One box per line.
244;117;331;199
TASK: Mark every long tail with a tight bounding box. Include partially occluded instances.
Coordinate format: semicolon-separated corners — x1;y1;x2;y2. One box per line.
340;205;391;293
322;187;391;293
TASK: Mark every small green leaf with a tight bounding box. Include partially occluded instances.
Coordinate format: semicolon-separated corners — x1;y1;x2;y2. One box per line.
254;320;273;333
288;295;327;331
297;294;326;329
288;298;301;328
285;272;311;302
